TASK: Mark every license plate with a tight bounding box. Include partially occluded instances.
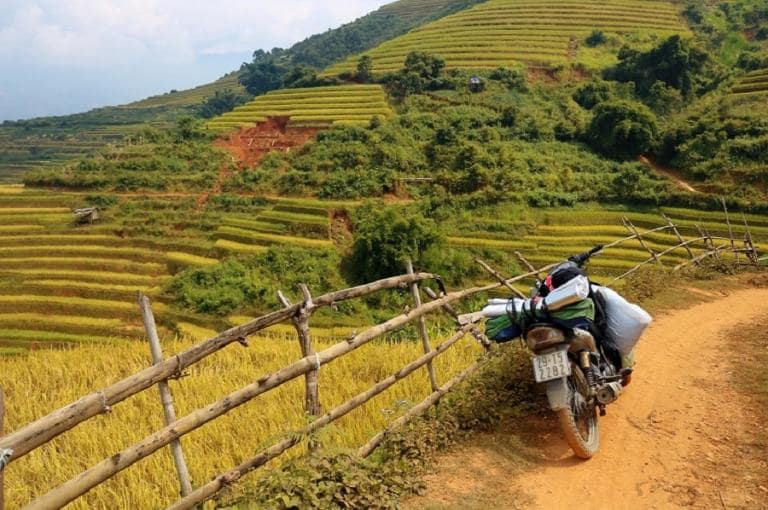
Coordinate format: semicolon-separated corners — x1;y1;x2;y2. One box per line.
533;350;572;383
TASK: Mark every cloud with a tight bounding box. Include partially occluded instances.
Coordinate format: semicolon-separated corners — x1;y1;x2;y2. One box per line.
0;0;389;120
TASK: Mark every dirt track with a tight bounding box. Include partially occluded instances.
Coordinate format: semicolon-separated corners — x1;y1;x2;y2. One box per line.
407;286;768;509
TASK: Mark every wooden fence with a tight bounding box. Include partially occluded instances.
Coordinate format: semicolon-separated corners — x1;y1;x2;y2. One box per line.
0;210;760;510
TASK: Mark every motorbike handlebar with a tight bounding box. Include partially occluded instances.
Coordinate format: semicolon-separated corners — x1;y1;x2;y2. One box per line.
568;244;604;267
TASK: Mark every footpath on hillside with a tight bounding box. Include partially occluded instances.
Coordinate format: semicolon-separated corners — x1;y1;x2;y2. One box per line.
404;284;768;510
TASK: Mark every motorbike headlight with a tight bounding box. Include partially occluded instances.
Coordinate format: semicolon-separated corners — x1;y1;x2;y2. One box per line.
525;327;566;351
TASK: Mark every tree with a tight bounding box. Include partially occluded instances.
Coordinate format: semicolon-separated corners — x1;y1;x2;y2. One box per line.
587;100;658;161
349;203;444;281
384;51;447;97
197;89;251;118
356;55;374;83
607;35;716;98
239;50;286;96
573;80;612;109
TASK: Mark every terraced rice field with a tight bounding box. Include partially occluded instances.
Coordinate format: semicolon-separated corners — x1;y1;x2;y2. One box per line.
323;0;686;75
448;206;765;278
214;201;336;253
0;187;217;353
731;68;768;96
207;85;393;132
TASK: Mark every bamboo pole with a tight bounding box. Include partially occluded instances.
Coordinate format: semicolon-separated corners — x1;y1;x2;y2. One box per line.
662;214;695;261
26;283;509;510
358;358;486;458
423;287;492;350
514;251;537;273
623;217;661;264
138;294;193;498
165;326;474;510
673;245;748;271
476;259;526;298
406;260;439;392
722;198;739;263
610;237;707;283
0;272;438;465
741;214;759;266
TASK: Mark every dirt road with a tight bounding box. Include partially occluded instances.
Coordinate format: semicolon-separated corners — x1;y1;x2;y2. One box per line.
406;286;768;509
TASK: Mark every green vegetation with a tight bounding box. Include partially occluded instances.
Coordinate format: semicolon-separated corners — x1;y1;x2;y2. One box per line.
323;0;687;76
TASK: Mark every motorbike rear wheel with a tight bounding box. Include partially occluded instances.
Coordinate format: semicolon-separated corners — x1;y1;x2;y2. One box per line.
556;363;600;459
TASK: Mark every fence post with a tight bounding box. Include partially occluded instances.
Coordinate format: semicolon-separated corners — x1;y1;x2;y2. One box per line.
277;287;321;450
623;217;661;264
138;293;193;497
475;259;526;298
663;214;695;262
406;261;439;392
721;198;739;263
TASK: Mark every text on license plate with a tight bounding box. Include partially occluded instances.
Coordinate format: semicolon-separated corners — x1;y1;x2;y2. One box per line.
533;350;572;383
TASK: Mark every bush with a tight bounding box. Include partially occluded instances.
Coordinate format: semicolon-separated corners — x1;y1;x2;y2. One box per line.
349;203;444;282
587;100;658;161
573;80;612;109
585;30;607;47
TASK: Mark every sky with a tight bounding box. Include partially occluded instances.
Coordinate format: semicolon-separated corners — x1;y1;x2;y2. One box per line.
0;0;390;122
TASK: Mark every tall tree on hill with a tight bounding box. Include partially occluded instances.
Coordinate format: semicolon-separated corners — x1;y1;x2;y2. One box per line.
587;100;658;161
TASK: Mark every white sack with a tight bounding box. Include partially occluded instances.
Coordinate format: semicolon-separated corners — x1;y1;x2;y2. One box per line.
592;286;652;355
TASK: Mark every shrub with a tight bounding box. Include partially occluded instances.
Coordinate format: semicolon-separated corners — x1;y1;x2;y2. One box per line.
573;80;612;109
587;100;658;161
585;30;607;47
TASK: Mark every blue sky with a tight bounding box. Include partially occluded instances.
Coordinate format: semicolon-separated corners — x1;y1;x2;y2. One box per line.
0;1;389;121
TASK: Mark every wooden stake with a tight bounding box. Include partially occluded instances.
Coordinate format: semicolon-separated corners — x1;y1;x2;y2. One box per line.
741;214;759;266
722;198;739;263
514;251;537;273
623;217;660;264
663;214;695;262
475;259;526;298
138;294;193;498
406;260;439;392
277;286;321;450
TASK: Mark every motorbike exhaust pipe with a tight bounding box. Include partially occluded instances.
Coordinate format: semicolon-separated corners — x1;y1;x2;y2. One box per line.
596;382;623;405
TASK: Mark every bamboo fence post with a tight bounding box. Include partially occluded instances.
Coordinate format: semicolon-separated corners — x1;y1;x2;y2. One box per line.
406;261;439;392
722;198;739;263
663;214;695;262
514;251;537;273
623;217;660;264
277;286;321;453
741;214;759;266
476;259;526;298
138;294;193;498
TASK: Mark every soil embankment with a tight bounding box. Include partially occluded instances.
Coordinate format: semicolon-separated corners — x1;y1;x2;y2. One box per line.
406;285;768;509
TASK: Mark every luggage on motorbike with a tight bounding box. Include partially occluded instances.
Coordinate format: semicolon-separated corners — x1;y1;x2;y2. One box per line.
591;286;651;355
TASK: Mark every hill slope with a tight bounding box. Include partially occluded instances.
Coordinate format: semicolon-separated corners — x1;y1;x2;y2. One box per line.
0;0;485;184
323;0;688;75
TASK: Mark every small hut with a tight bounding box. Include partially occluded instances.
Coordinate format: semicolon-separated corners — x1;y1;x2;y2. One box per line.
469;76;484;93
73;207;100;225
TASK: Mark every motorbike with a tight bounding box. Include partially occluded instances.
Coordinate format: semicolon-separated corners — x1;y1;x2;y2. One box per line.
523;245;628;459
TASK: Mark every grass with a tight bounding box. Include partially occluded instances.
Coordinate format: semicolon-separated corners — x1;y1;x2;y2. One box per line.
209;85;393;132
214;238;268;254
0;269;163;285
166;252;219;267
0;329;482;509
322;0;687;75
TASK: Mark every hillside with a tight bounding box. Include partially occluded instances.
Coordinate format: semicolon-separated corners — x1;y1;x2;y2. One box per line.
323;0;688;76
0;0;484;184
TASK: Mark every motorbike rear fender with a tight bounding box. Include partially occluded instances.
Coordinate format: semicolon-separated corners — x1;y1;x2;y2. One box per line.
546;377;569;411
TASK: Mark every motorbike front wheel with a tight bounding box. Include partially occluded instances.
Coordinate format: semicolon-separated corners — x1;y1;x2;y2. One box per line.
556;363;600;459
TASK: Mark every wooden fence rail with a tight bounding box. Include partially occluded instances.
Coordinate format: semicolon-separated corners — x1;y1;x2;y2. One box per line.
0;211;760;510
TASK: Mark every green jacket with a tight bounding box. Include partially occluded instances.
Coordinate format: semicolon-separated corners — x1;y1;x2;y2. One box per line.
485;298;595;339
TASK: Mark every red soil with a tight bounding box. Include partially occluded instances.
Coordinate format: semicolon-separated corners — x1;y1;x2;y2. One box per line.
214;116;323;169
